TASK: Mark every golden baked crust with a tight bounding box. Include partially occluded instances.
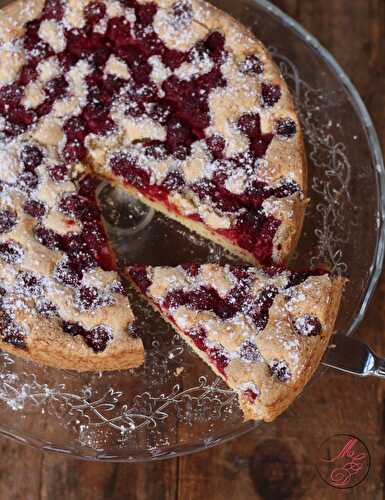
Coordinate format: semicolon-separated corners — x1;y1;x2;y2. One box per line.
126;264;344;421
0;0;306;371
0;308;144;372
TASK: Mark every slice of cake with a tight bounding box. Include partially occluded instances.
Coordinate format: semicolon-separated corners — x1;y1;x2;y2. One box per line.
126;263;344;421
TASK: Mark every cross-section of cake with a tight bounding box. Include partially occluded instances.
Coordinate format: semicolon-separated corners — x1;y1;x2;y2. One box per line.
127;264;344;421
87;0;308;266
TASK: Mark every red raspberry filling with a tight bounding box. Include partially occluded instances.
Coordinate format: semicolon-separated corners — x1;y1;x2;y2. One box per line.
129;265;325;380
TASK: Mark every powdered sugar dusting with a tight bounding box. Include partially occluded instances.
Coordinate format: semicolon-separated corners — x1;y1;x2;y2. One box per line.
128;262;337;418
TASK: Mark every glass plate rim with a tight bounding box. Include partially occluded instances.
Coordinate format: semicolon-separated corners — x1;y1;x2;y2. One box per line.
257;0;385;337
0;0;383;462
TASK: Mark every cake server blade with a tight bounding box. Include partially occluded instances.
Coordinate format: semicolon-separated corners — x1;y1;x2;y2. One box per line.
322;335;385;378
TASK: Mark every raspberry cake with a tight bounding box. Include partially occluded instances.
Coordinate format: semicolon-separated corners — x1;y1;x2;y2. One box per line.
127;264;343;421
0;0;316;380
0;0;306;268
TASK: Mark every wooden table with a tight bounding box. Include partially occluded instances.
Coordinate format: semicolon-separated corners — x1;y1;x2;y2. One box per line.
1;1;384;499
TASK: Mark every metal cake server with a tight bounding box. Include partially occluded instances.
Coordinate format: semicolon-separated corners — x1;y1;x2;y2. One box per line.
322;335;385;378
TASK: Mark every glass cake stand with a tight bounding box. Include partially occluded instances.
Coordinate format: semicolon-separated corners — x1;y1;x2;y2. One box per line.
0;0;383;462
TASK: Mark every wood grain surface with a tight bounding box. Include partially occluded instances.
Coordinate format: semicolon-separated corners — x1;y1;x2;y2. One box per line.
0;1;384;499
